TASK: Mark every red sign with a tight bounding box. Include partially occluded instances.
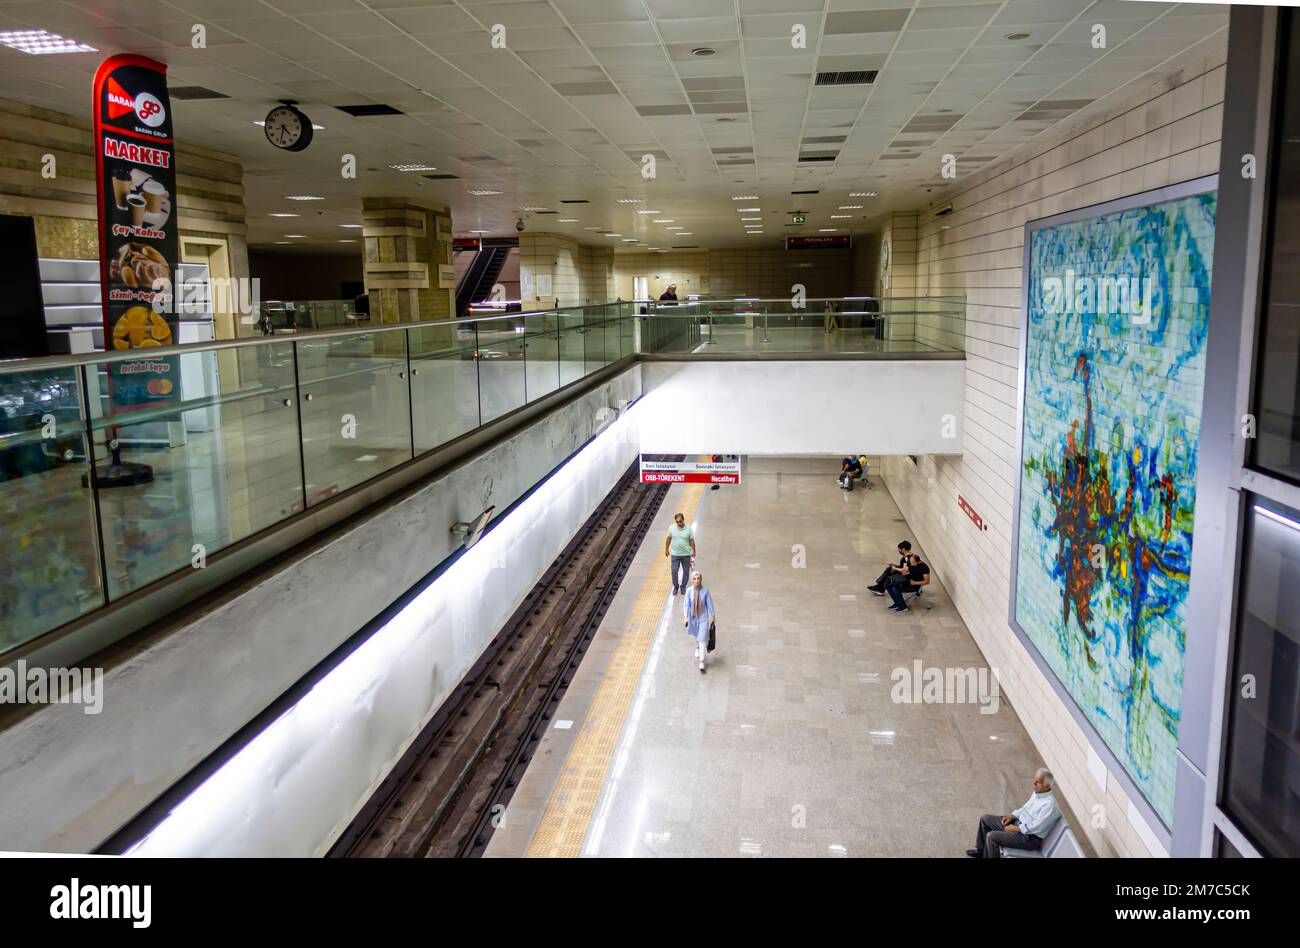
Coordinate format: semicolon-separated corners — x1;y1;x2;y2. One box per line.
641;472;739;484
454;237;481;251
93;54;181;413
639;456;741;486
958;495;988;532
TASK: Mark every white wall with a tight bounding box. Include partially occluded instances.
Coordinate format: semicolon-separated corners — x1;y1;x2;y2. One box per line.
639;360;965;457
880;47;1227;858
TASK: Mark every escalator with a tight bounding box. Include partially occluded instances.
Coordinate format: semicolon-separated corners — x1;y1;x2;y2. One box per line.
455;244;512;318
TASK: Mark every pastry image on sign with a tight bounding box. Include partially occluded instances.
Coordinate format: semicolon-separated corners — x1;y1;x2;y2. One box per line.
110;241;169;289
111;305;172;350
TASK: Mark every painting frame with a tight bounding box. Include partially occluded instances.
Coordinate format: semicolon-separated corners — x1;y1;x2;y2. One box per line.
1008;174;1218;845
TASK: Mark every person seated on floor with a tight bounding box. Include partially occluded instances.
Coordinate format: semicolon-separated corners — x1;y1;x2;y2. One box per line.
967;768;1061;858
868;540;912;595
886;553;930;611
838;454;863;489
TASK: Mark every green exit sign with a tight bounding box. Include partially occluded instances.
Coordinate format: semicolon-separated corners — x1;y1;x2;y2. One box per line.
792;214;806;224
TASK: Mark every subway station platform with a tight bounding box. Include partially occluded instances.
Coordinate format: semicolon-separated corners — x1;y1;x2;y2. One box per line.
486;457;1050;858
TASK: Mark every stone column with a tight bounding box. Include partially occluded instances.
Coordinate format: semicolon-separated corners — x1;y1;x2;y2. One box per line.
362;198;454;324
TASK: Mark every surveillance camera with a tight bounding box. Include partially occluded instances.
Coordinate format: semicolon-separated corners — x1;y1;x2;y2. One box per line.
515;218;526;232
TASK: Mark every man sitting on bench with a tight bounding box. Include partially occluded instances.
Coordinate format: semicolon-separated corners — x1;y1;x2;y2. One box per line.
967;768;1060;858
886;554;930;611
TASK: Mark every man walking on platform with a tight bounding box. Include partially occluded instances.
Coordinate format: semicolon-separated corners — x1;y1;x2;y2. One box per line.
665;512;696;594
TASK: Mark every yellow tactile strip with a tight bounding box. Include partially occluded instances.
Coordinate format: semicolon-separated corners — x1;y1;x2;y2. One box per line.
526;482;706;857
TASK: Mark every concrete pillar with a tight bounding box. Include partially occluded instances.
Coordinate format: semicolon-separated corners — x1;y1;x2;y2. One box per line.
362;198;455;324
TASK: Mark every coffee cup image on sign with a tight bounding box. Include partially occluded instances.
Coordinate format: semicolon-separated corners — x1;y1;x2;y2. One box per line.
111;167;133;210
127;193;147;227
125;170;171;228
109;241;169;290
111;304;173;353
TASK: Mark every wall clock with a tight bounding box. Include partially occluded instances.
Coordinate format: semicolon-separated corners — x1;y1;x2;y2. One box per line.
264;104;313;152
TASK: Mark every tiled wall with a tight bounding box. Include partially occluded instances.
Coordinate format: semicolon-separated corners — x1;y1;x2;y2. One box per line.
520;233;614;307
613;247;855;301
880;51;1226;858
613;250;709;299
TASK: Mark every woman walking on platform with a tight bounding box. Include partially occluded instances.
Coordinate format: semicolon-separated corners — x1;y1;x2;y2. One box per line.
683;571;716;673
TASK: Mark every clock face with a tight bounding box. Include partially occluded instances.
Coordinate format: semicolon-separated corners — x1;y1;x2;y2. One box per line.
264;107;309;151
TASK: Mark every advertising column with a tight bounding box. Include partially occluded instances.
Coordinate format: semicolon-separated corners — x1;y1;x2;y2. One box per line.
91;54;181;485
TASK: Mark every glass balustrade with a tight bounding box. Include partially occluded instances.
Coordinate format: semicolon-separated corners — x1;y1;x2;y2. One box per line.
0;295;964;658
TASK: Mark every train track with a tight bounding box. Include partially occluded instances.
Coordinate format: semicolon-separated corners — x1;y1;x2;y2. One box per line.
330;460;670;858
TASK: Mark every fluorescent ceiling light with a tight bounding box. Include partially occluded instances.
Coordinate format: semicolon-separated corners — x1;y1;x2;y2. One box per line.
338;239;356;243
731;195;758;200
283;234;307;238
0;30;95;54
274;241;291;245
469;229;489;234
605;233;622;237
652;219;674;223
819;228;837;233
621;238;638;242
469;189;502;196
676;232;693;235
615;198;644;204
849;192;877;197
636;210;662;215
838;205;863;209
389;163;437;172
269;213;299;218
519;205;551;211
831;215;851;219
736;207;760;212
558;218;579;222
340;224;363;228
285;195;324;201
740;217;760;221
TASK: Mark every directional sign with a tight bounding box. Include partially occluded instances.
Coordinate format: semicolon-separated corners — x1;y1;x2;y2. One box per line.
639;457;741;485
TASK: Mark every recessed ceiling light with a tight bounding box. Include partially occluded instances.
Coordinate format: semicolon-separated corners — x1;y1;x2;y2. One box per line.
269;213;299;218
676;232;693;235
1004;32;1031;41
283;234;307;238
621;238;638;242
469;188;503;196
636;209;662;214
0;30;95;54
389;163;437;172
731;195;758;201
469;230;489;234
819;228;837;233
558;218;579;222
716;117;736;123
286;195;324;201
605;233;622;237
616;198;645;204
736;207;760;212
741;217;761;222
652;219;674;223
691;47;716;57
274;241;292;245
838;205;863;209
340;223;363;228
849;192;878;197
666;226;684;230
746;231;764;235
519;205;551;212
338;239;357;243
831;215;851;219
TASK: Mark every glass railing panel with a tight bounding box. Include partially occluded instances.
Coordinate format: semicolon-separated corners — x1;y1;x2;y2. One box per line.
474;316;527;423
409;320;480;452
86;340;303;600
0;365;102;653
523;312;561;400
296;330;411;507
559;310;585;387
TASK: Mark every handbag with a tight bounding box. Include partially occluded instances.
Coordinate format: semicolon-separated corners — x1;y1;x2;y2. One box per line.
707;620;716;653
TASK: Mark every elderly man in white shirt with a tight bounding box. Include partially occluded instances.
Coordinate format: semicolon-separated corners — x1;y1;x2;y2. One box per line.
967;768;1061;858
